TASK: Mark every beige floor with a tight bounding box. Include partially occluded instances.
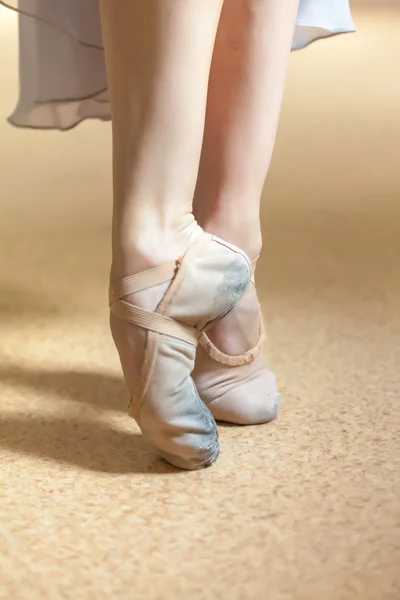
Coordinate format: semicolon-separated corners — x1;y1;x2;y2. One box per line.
1;6;399;600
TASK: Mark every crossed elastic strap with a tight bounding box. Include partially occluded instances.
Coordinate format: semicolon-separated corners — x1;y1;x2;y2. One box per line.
109;232;213;417
109;262;200;346
198;258;265;367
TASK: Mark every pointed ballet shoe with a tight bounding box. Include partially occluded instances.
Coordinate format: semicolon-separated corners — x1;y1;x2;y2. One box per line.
193;260;281;425
109;230;251;470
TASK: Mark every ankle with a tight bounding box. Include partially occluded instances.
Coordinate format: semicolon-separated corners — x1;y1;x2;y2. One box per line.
194;188;263;260
201;216;262;261
110;215;200;281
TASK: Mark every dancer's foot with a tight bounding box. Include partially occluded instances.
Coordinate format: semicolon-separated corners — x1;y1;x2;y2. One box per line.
193;259;280;425
109;227;252;469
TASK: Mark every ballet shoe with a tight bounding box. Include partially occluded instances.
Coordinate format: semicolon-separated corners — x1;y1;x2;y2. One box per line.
109;229;251;469
193;260;281;425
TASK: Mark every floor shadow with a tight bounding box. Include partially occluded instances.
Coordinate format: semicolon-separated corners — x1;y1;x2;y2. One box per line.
0;413;178;474
0;366;180;474
0;365;127;412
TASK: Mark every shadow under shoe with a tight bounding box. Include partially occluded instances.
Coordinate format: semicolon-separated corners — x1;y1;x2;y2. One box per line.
109;231;251;470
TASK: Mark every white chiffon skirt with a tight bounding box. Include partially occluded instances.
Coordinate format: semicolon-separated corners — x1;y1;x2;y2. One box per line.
1;0;355;130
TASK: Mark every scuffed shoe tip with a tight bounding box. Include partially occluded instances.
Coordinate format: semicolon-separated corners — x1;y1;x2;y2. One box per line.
159;435;220;471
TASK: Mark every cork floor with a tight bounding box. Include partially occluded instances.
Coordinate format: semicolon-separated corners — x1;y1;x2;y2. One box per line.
0;6;399;600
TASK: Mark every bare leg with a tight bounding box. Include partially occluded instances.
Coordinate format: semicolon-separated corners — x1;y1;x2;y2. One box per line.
99;0;223;281
99;1;253;468
193;0;299;423
194;0;299;259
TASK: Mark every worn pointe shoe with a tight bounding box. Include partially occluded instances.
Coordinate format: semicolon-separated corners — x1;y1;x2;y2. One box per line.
193;260;281;425
109;230;251;470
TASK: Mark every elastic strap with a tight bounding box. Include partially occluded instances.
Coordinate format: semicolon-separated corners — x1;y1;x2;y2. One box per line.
111;300;200;346
200;256;264;366
199;309;265;367
108;261;177;305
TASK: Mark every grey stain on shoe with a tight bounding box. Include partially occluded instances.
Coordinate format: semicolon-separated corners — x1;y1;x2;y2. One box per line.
216;263;251;319
267;393;281;422
160;436;220;471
